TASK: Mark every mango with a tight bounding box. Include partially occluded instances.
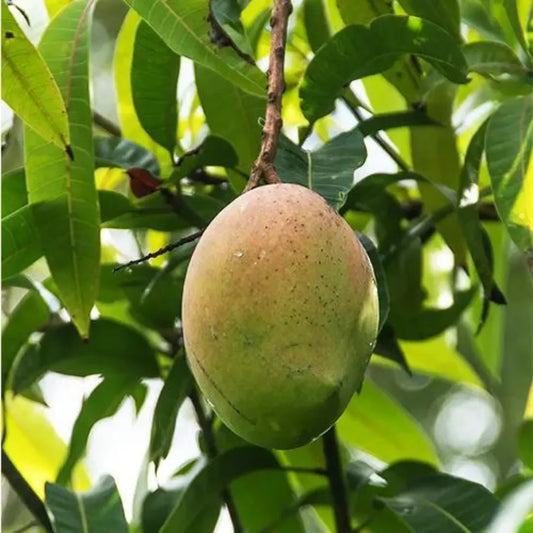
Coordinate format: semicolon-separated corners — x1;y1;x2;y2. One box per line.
182;183;379;449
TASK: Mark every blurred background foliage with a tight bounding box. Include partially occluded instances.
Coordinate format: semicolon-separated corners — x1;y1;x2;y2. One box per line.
1;0;532;531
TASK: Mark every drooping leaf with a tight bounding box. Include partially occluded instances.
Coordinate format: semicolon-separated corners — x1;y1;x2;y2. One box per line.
275;129;367;209
142;488;220;533
170;136;239;182
11;319;159;393
303;0;331;53
56;376;138;486
336;380;438;465
2;168;27;216
123;0;265;97
195;64;264;179
1;205;42;280
160;447;280;533
1;3;70;151
381;473;499;532
461;0;508;42
458;121;506;330
486;95;533;254
45;475;128;533
463;41;527;77
301;15;469;123
94;136;160;175
149;356;194;465
131;21;180;155
2;289;50;390
396;0;461;41
24;1;100;339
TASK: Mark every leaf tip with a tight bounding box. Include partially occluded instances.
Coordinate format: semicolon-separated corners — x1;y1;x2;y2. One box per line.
65;145;74;161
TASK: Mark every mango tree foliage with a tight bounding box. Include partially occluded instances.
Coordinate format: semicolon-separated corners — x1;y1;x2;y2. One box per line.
2;0;532;532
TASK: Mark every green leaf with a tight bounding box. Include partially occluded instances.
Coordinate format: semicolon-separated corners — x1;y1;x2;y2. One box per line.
2;289;50;389
461;0;507;42
195;64;264;178
170;136;239;182
357;110;438;137
373;323;411;375
131;21;180;155
24;1;100;339
357;233;389;332
463;41;527;76
94;136;160;175
336;379;438;465
303;0;331;53
11;318;159;393
56;376;137;485
381;473;499;532
396;0;461;41
142;488;220;533
215;425;307;533
123;0;265;97
1;3;69;150
149;356;194;465
98;264;184;330
486;478;533;532
2;168;27;216
518;419;533;469
1;205;42;280
390;288;476;340
486;95;533;254
160;447;280;533
458;121;506;330
45;475;128;533
410;82;466;264
275;129;367;209
300;15;469;123
336;0;392;26
503;0;530;57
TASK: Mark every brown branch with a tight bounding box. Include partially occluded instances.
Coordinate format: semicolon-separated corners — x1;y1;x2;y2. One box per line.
245;0;292;192
113;230;204;272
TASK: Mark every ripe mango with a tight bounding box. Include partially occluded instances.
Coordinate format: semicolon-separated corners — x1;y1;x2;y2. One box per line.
182;184;379;449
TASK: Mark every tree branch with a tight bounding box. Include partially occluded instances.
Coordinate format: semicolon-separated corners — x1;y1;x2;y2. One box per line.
245;0;292;192
341;93;410;172
1;450;54;533
93;111;121;137
113;230;203;272
322;427;352;533
189;389;243;533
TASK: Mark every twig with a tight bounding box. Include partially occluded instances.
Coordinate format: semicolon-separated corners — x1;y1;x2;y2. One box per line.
322;427;352;533
93;111;121;137
1;450;54;532
189;389;243;533
280;466;327;476
113;230;204;272
341;93;410;172
245;0;292;191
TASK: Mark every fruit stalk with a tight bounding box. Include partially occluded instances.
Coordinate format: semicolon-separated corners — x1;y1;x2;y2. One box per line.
189;388;243;533
245;0;293;191
323;427;352;533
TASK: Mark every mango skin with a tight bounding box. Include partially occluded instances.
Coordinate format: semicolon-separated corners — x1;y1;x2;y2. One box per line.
182;183;379;449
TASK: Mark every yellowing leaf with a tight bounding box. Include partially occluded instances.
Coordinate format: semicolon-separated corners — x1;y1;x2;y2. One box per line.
1;3;69;150
4;394;90;498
